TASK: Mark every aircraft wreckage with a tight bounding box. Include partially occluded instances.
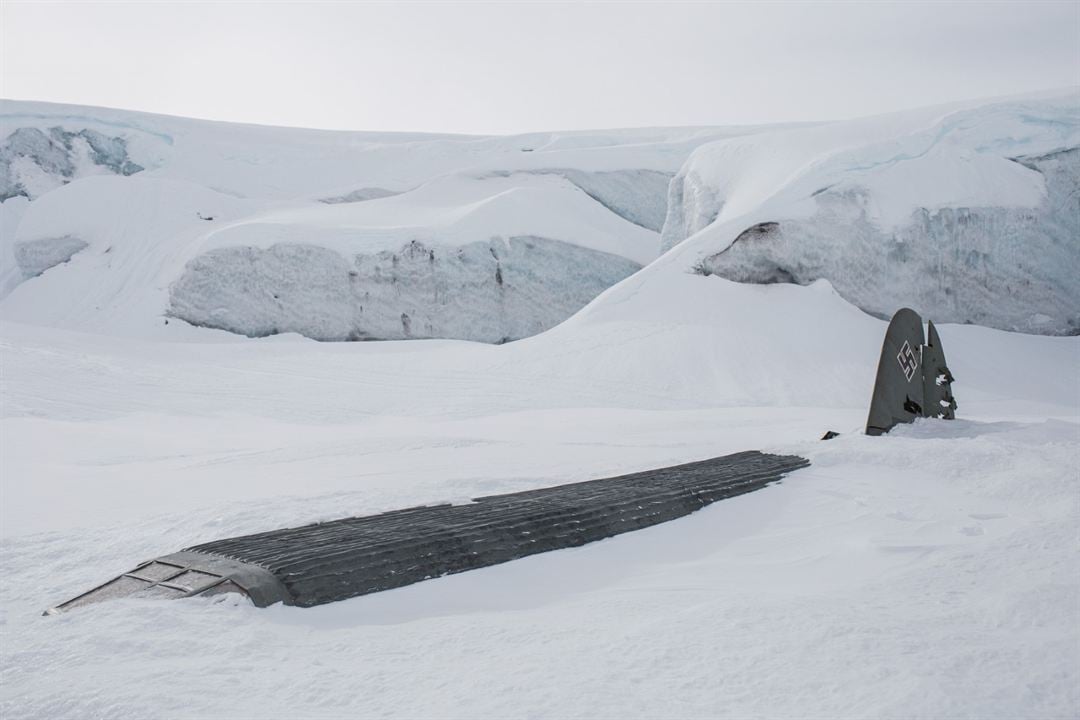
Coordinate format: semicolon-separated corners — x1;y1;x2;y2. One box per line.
866;308;957;435
48;309;953;613
48;451;810;612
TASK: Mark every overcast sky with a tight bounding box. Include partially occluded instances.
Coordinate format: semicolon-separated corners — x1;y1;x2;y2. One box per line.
2;1;1077;135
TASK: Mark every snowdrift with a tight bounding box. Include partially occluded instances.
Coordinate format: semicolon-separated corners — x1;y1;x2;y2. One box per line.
661;89;1080;335
168;172;654;341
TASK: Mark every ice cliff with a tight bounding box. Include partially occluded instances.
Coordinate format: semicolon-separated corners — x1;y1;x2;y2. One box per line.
0;126;145;201
4;92;1077;341
169;237;640;343
661;90;1080;335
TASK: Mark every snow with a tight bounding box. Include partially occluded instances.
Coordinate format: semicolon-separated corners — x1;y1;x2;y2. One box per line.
2;265;1078;718
661;88;1080;334
0;176;264;334
1;93;1079;719
202;172;658;263
1;101;763;341
0;172;653;342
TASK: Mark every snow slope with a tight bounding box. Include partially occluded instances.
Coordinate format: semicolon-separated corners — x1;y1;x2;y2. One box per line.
661;89;1080;334
1;101;780;341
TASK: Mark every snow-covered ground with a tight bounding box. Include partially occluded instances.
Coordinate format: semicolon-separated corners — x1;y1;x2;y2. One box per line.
1;92;1078;719
2;267;1077;718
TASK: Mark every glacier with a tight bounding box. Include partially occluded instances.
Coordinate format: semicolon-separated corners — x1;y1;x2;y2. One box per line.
0;126;145;201
661;90;1080;335
2;92;1078;341
1;102;754;341
169;237;641;343
164;171;656;341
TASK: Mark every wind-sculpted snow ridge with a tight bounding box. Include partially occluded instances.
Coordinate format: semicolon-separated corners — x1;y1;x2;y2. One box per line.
661;89;1080;335
169;237;641;343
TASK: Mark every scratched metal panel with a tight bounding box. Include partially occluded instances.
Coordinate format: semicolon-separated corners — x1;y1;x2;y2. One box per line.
187;450;809;608
48;451;809;613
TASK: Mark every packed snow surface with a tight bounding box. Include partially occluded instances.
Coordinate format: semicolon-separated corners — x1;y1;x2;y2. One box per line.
1;91;1078;719
2;267;1078;718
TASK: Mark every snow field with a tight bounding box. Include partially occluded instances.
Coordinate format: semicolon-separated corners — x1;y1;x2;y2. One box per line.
1;92;1078;719
2;271;1077;718
1;407;1075;719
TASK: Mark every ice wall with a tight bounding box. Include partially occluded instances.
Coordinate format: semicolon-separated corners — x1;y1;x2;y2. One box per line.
13;236;89;279
168;237;641;342
695;148;1080;334
0;127;144;201
661;92;1080;335
558;169;673;232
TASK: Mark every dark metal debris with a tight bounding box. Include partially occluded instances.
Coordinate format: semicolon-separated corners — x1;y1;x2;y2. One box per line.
866;308;957;436
48;450;809;613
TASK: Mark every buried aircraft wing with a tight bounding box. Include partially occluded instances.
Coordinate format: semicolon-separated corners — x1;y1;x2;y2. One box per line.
47;450;809;613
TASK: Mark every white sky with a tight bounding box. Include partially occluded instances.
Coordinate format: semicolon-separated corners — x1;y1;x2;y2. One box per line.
2;1;1078;135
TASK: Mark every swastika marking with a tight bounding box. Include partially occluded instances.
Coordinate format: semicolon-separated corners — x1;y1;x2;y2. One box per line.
897;340;918;382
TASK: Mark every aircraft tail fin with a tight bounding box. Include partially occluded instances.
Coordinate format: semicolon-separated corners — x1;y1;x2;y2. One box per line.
866;309;957;436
